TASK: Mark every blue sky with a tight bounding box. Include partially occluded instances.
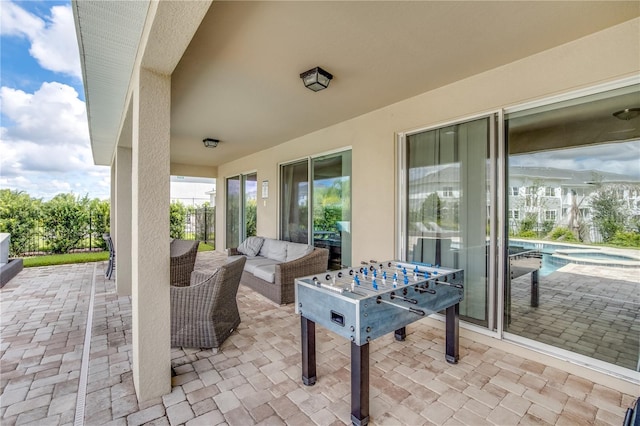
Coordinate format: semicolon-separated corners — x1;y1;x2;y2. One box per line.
1;0;109;200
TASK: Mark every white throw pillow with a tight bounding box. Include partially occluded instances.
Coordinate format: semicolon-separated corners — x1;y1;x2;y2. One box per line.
237;236;265;257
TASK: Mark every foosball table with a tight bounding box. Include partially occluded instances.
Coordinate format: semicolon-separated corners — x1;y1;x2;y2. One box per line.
295;260;464;426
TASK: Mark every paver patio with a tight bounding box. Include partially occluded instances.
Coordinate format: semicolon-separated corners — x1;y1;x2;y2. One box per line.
1;251;637;425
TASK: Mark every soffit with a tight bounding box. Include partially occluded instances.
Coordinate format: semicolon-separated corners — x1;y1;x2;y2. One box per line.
73;0;149;165
170;1;639;168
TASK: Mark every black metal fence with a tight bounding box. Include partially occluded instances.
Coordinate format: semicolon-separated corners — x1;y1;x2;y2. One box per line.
183;206;215;246
15;210;108;257
15;206;215;257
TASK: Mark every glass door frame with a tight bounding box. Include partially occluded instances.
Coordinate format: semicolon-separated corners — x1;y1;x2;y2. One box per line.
278;147;353;267
225;171;257;249
396;110;504;337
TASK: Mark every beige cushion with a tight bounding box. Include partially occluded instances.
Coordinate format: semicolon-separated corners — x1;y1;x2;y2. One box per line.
258;239;288;262
253;264;277;283
237;236;265;257
286;243;314;262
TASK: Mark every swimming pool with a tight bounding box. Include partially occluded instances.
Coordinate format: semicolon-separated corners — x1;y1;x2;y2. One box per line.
509;241;640;276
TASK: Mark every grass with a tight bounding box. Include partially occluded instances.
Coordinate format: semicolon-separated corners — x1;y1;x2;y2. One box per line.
22;241;215;267
23;251;109;267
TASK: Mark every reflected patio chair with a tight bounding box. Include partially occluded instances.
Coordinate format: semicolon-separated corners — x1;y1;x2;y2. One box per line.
170;256;246;349
103;233;115;280
170;239;200;287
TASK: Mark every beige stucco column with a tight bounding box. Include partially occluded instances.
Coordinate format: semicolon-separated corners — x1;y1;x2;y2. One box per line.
115;146;133;296
110;163;116;234
131;67;171;401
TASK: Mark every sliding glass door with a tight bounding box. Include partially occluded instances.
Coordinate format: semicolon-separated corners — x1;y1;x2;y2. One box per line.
226;172;257;249
404;116;495;327
281;150;352;268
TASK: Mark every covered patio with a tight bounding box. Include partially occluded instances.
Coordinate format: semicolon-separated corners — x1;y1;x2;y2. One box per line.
63;0;640;420
0;254;636;425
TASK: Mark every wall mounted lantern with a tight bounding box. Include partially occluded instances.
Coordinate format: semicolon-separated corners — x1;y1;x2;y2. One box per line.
300;66;333;92
203;138;219;148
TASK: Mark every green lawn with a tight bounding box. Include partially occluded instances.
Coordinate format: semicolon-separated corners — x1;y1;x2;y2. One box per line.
22;241;215;267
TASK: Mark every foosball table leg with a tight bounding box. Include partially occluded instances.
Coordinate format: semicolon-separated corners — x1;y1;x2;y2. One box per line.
445;303;459;364
394;327;406;341
301;316;317;386
351;342;370;426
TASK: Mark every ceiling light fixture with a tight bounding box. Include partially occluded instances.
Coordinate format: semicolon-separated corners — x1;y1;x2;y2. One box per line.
612;108;640;121
300;66;333;92
202;138;219;148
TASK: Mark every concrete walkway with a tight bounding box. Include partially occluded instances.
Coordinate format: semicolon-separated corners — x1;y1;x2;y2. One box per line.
1;252;637;425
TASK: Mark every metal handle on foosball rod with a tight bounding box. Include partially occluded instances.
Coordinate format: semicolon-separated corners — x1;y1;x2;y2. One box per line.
390;292;418;304
435;280;463;289
376;296;425;316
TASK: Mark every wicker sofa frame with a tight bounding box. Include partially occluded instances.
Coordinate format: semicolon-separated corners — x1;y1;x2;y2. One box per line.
170;239;200;287
228;244;328;305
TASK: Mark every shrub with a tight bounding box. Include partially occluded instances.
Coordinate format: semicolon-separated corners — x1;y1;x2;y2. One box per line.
90;198;110;249
170;202;187;239
548;227;578;242
42;194;90;254
609;231;640;248
0;190;41;256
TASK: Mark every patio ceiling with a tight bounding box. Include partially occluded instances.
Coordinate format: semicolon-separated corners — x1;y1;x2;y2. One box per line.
78;1;640;168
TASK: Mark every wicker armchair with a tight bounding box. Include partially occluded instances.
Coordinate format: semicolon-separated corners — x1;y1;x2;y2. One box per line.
103;233;115;280
170;239;200;287
170;256;246;349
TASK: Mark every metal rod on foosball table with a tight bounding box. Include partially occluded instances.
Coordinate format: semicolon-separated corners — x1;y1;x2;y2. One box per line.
351;342;369;426
445;303;459;364
301;316;317;386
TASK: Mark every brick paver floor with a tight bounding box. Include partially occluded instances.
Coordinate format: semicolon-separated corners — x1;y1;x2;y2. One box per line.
1;251;638;425
507;263;639;370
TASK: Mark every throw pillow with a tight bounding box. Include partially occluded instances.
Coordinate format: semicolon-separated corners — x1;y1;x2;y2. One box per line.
237;236;265;257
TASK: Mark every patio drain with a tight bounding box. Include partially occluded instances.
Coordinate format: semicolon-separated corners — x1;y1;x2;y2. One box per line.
73;263;97;426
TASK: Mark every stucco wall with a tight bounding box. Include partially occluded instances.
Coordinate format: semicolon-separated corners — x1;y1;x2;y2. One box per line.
216;18;640;263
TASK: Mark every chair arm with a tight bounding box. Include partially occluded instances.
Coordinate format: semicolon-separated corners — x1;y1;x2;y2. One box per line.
227;247;240;256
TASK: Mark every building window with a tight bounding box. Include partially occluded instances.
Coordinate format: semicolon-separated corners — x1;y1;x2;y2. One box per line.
526;186;537;195
509;187;519;196
442;186;454;197
544;210;556;221
509;210;520;220
545;186;554;197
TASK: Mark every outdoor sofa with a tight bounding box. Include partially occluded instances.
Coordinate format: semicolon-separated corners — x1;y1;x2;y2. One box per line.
227;236;329;305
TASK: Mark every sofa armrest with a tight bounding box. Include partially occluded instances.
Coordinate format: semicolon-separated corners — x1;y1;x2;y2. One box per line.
276;248;329;303
227;247;240;256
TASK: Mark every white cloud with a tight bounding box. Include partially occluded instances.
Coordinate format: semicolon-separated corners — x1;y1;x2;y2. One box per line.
1;2;81;78
0;81;110;200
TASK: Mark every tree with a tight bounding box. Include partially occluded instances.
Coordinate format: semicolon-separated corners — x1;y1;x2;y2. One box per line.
0;190;41;256
42;194;90;254
590;185;625;242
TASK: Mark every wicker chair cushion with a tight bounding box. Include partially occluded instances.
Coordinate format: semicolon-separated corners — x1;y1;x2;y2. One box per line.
237;236;264;257
285;242;314;262
258;239;288;262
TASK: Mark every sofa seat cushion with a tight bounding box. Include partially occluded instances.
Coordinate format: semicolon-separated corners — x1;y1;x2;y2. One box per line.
286;242;314;262
258;239;288;262
244;257;281;275
252;264;277;283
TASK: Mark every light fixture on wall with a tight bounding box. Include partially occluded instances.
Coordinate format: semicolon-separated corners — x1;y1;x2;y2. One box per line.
300;66;333;92
612;108;640;120
202;138;219;148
